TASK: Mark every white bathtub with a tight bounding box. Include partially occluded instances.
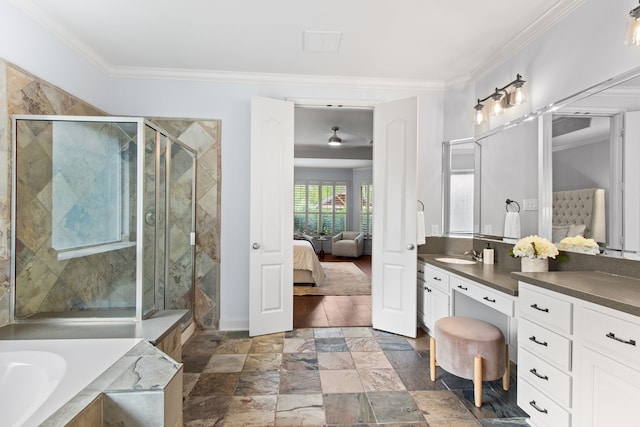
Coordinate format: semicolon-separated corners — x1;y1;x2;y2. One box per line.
0;338;142;427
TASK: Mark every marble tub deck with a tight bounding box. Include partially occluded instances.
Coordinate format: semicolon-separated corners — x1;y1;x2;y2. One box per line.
182;327;528;426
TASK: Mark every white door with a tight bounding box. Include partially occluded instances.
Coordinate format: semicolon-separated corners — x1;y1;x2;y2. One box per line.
249;97;294;337
372;97;418;338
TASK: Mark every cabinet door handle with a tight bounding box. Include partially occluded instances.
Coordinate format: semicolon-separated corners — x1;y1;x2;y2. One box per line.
606;332;637;346
483;296;496;303
529;336;548;347
457;285;468;291
424;286;432;292
529;400;548;414
418;270;425;274
529;368;549;381
530;303;549;313
433;277;442;281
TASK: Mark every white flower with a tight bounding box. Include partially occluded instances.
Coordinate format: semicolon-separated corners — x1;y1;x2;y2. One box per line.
558;235;599;255
511;235;559;259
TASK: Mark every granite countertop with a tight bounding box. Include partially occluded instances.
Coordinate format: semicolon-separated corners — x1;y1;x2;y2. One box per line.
418;254;519;296
513;271;640;318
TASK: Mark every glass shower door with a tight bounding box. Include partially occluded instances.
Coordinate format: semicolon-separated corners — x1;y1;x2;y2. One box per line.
166;142;196;321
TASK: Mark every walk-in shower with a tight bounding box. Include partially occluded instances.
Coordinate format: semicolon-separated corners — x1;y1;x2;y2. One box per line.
10;116;196;322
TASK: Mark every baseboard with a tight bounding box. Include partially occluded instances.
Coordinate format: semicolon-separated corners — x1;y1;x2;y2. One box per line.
219;317;249;331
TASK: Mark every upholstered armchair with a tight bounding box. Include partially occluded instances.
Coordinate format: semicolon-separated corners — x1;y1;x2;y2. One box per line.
331;231;365;258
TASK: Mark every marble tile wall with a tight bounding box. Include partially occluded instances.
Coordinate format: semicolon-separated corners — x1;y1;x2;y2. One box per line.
0;59;221;328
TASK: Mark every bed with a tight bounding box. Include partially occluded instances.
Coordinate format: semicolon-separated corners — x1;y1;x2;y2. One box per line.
293;239;326;286
552;188;606;243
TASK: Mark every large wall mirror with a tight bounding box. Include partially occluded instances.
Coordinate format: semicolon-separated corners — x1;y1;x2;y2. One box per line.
541;68;640;259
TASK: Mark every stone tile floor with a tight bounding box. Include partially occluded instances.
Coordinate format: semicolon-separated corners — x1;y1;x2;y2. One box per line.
182;327;529;426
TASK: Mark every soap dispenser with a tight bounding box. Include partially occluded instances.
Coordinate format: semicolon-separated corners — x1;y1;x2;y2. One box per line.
483;244;494;265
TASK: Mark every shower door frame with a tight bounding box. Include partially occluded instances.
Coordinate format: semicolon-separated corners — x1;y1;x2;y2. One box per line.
9;115;197;323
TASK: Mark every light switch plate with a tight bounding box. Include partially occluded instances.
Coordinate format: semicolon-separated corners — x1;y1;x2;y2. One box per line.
485;225;493;234
523;199;538;211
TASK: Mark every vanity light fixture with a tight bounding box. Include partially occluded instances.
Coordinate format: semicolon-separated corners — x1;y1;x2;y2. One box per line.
473;74;527;125
626;1;640;45
328;126;342;146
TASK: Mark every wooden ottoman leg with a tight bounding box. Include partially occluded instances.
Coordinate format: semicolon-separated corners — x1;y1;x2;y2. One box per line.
503;345;510;391
474;355;483;407
430;337;436;381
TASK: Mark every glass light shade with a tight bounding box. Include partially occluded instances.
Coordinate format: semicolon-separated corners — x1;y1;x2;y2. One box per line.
328;139;341;146
474;107;486;125
489;96;503;116
626;15;640;45
509;84;527;105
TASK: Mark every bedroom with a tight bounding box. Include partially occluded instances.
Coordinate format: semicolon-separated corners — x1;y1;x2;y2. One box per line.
292;105;374;327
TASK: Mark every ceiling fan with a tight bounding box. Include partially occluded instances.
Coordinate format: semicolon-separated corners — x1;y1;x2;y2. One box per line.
328;126;342;146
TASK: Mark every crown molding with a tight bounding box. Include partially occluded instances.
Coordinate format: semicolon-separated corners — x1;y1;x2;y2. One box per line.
106;66;445;91
471;0;589;81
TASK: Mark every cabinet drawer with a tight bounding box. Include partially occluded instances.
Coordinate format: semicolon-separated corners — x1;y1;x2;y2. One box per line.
518;378;571;427
519;284;572;335
579;305;640;367
519;318;572;371
518;348;572;408
424;265;449;293
451;276;513;317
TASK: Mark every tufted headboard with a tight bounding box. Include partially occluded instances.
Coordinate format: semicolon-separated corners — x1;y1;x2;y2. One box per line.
552;188;606;243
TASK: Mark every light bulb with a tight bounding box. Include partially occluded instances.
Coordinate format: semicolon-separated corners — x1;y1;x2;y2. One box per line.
489;95;503;116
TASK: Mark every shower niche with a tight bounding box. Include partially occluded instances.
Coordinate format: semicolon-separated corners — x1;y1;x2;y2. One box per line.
11;116;197;322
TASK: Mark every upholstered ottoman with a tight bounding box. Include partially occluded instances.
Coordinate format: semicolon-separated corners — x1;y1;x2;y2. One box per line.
429;316;509;407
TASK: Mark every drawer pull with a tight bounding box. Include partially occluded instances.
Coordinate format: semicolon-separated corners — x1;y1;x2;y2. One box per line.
529;368;549;381
457;285;468;291
529;400;548;414
433;277;442;281
418;270;425;273
424;286;432;293
483;296;496;303
530;303;549;313
606;332;637;346
529;336;548;347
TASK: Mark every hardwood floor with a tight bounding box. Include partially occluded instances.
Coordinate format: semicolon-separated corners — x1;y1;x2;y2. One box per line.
293;255;372;328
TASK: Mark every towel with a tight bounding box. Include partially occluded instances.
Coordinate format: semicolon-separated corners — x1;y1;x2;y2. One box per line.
504;211;521;239
417;211;426;245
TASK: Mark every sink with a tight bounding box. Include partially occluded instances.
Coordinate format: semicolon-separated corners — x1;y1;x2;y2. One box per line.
434;257;476;265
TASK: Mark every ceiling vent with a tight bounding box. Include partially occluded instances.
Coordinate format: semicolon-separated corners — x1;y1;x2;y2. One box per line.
304;30;342;53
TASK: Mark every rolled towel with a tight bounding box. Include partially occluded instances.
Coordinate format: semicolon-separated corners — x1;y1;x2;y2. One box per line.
417;210;426;244
504;212;521;239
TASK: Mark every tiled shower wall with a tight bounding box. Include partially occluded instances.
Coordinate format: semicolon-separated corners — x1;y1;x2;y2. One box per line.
0;59;221;328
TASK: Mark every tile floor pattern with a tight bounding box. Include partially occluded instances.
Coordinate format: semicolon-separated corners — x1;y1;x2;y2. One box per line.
182;327;529;426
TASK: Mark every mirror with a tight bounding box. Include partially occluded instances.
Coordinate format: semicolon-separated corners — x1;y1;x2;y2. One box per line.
543;70;640;258
475;117;539;240
443;139;479;236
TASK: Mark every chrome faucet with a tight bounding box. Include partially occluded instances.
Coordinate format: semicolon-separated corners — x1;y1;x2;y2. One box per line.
464;249;483;262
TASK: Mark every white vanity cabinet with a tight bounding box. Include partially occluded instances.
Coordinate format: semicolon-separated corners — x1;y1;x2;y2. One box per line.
417;261;450;332
574;302;640;427
518;280;640;427
517;282;574;427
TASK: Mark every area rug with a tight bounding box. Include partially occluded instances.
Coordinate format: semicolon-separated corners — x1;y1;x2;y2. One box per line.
294;262;371;296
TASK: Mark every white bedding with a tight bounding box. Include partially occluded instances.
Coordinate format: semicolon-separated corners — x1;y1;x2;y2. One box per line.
293;240;325;285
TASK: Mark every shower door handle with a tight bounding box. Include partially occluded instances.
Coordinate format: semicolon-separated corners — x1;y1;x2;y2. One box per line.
252;243;261;250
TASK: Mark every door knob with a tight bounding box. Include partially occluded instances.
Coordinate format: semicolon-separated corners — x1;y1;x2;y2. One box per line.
407;244;415;250
252;242;261;249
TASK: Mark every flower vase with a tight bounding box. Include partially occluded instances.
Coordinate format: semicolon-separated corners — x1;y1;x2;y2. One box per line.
521;257;549;273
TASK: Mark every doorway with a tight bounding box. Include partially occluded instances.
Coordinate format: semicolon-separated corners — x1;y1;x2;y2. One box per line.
292;105;373;327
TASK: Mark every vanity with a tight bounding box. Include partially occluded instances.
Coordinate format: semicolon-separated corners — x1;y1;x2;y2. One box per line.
417;251;640;427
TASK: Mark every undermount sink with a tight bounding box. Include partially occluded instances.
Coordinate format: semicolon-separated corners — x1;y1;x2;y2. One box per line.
434;257;477;265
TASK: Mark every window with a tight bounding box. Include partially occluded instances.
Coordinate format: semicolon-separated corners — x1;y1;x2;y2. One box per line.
360;183;373;237
449;172;474;234
294;182;347;235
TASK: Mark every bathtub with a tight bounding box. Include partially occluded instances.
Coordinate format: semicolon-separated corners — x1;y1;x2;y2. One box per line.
0;338;142;427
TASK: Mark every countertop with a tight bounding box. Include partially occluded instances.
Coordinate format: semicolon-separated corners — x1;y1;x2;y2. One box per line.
513;271;640;318
418;254;519;296
418;254;640;318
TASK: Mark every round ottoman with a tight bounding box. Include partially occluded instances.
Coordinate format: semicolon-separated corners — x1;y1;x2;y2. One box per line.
429;316;509;407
